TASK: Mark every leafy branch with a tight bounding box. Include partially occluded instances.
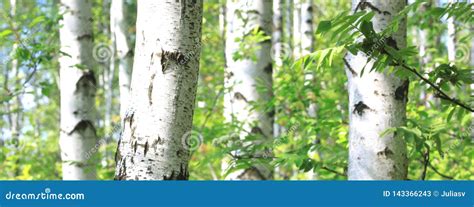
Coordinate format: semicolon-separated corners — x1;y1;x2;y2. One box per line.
311;3;473;112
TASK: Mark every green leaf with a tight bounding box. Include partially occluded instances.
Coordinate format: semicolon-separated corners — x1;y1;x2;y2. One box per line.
433;134;444;158
0;29;13;38
316;21;332;34
29;16;45;27
359;20;375;38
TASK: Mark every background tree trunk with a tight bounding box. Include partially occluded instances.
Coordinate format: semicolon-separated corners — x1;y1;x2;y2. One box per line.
59;0;97;180
346;0;408;180
224;0;273;180
292;0;302;57
111;0;133;121
114;0;203;180
300;0;314;56
417;1;435;106
446;0;456;62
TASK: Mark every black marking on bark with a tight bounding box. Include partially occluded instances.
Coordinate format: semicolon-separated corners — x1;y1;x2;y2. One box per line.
144;140;149;156
237;167;268;180
77;34;92;40
374;90;379;95
163;164;189;180
343;57;357;76
148;73;155;105
263;64;272;74
234;92;248;102
353;101;370;116
385;37;399;50
377;147;394;157
76;70;96;89
114;139;121;162
161;50;187;74
133;140;138;154
225;71;234;79
354;0;391;15
68;120;96;135
395;80;409;102
267;109;275;118
251;126;264;135
115;158;127;180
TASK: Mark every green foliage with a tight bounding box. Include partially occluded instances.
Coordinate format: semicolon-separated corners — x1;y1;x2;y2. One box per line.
0;0;471;181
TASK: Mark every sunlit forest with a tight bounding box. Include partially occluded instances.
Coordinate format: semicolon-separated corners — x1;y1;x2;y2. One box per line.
0;0;472;180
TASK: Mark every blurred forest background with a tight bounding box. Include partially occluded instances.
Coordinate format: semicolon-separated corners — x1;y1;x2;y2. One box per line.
0;0;472;180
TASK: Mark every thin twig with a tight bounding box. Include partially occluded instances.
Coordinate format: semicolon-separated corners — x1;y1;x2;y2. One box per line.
321;166;346;177
420;147;430;180
428;163;454;180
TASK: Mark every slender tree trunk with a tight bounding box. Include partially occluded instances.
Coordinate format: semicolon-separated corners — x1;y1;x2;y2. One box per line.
7;0;23;145
111;0;133;121
114;0;203;180
300;0;318;180
285;0;293;51
346;0;408;180
59;0;97;180
301;0;316;117
417;1;434;106
446;0;456;62
224;0;273;180
273;0;284;66
292;0;302;58
300;0;314;56
273;0;285;138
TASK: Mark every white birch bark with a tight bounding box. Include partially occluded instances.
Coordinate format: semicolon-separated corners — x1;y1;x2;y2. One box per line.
111;0;133;120
417;2;435;106
272;0;284;139
224;0;273;180
446;0;456;62
300;0;314;56
273;0;284;66
114;0;203;180
346;0;408;180
292;0;302;57
59;0;97;180
284;0;293;50
9;0;21;142
301;0;316;117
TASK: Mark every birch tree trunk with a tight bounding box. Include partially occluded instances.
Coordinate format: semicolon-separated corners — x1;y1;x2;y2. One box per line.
446;0;456;62
292;0;302;57
301;0;316;117
224;0;273;180
345;0;408;180
111;0;133;120
300;0;314;56
284;0;293;51
114;0;203;180
417;1;435;106
273;0;285;138
59;0;97;180
9;0;22;142
273;0;284;66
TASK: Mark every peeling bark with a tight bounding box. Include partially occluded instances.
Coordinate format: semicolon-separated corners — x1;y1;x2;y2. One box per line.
346;0;408;180
114;0;203;180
